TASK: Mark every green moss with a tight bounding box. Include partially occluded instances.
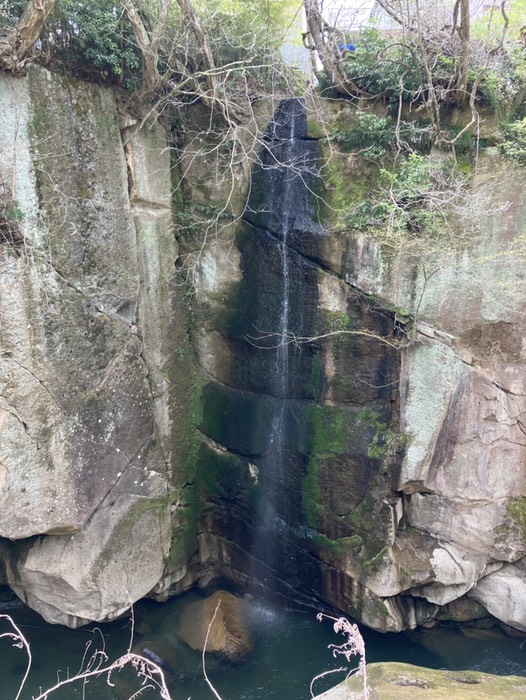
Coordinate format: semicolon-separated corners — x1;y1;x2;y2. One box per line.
374;600;390;619
307;119;327;139
307;404;348;455
362;545;389;570
302;405;348;528
507;497;526;541
313;533;363;554
341;661;526;699
321;309;352;332
357;406;409;461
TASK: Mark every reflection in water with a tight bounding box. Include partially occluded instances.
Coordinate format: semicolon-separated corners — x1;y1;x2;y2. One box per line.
2;595;526;700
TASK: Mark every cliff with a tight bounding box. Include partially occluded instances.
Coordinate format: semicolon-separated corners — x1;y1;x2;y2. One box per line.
0;66;189;626
1;66;526;637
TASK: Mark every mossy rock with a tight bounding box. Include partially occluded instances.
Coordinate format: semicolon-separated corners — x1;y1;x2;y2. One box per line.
315;662;526;699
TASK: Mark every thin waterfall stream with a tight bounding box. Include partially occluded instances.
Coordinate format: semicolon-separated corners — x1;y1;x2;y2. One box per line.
247;98;314;595
266;100;296;479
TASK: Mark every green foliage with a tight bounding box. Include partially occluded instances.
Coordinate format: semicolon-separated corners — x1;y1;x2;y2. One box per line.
328;24;526;113
330;109;435;162
331;111;396;160
199;0;294;62
357;407;409;461
40;0;142;88
347;152;465;238
0;0;25;28
341;28;420;104
194;0;297;96
500;118;526;164
18;0;296;98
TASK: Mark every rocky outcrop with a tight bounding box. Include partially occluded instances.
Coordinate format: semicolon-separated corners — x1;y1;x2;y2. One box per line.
184;98;526;634
342;154;526;631
2;66;526;639
0;66;187;626
314;662;526;700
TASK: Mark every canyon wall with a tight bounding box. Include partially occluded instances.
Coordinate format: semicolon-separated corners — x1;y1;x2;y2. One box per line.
1;67;526;635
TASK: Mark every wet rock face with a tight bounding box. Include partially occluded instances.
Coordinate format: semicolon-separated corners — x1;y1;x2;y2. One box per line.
190;99;403;622
0;67;181;626
191;98;526;634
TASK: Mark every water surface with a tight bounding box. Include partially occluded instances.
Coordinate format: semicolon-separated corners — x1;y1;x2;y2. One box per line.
2;595;526;700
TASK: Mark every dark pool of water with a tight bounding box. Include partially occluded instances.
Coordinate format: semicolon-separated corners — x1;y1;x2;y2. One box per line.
2;594;526;700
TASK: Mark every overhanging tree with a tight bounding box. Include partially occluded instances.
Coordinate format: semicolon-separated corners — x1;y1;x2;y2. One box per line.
302;0;514;144
0;0;58;72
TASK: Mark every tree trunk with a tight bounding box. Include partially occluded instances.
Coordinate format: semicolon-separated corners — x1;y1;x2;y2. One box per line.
119;0;175;102
0;0;58;73
303;0;363;98
456;0;471;106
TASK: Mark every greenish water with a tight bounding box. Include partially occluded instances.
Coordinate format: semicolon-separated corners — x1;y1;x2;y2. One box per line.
1;594;526;700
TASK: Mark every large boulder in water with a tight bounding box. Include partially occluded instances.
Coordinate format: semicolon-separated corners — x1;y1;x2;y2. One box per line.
176;591;253;661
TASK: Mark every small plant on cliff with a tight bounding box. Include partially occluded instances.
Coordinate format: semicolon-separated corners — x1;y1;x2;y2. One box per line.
39;0;142;88
0;188;24;247
500;117;526;164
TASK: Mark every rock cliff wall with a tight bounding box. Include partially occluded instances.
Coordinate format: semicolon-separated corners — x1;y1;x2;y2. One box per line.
0;67;192;626
188;97;526;634
2;67;526;636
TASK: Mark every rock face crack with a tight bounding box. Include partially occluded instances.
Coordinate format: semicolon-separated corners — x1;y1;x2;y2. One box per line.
242;218;335;276
0;394;28;432
7;356;65;416
490;378;526;398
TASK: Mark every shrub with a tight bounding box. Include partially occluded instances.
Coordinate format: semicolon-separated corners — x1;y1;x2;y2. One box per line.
347;152;466;238
500;117;526;164
39;0;142;88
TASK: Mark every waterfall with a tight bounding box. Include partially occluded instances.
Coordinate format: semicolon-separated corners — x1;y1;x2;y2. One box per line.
266;102;297;477
247;98;314;596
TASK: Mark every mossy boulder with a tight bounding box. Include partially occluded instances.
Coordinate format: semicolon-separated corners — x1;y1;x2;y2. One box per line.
314;663;526;699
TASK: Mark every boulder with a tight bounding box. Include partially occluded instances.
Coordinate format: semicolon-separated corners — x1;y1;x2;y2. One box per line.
469;564;526;632
7;488;172;627
313;662;526;700
176;591;253;661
